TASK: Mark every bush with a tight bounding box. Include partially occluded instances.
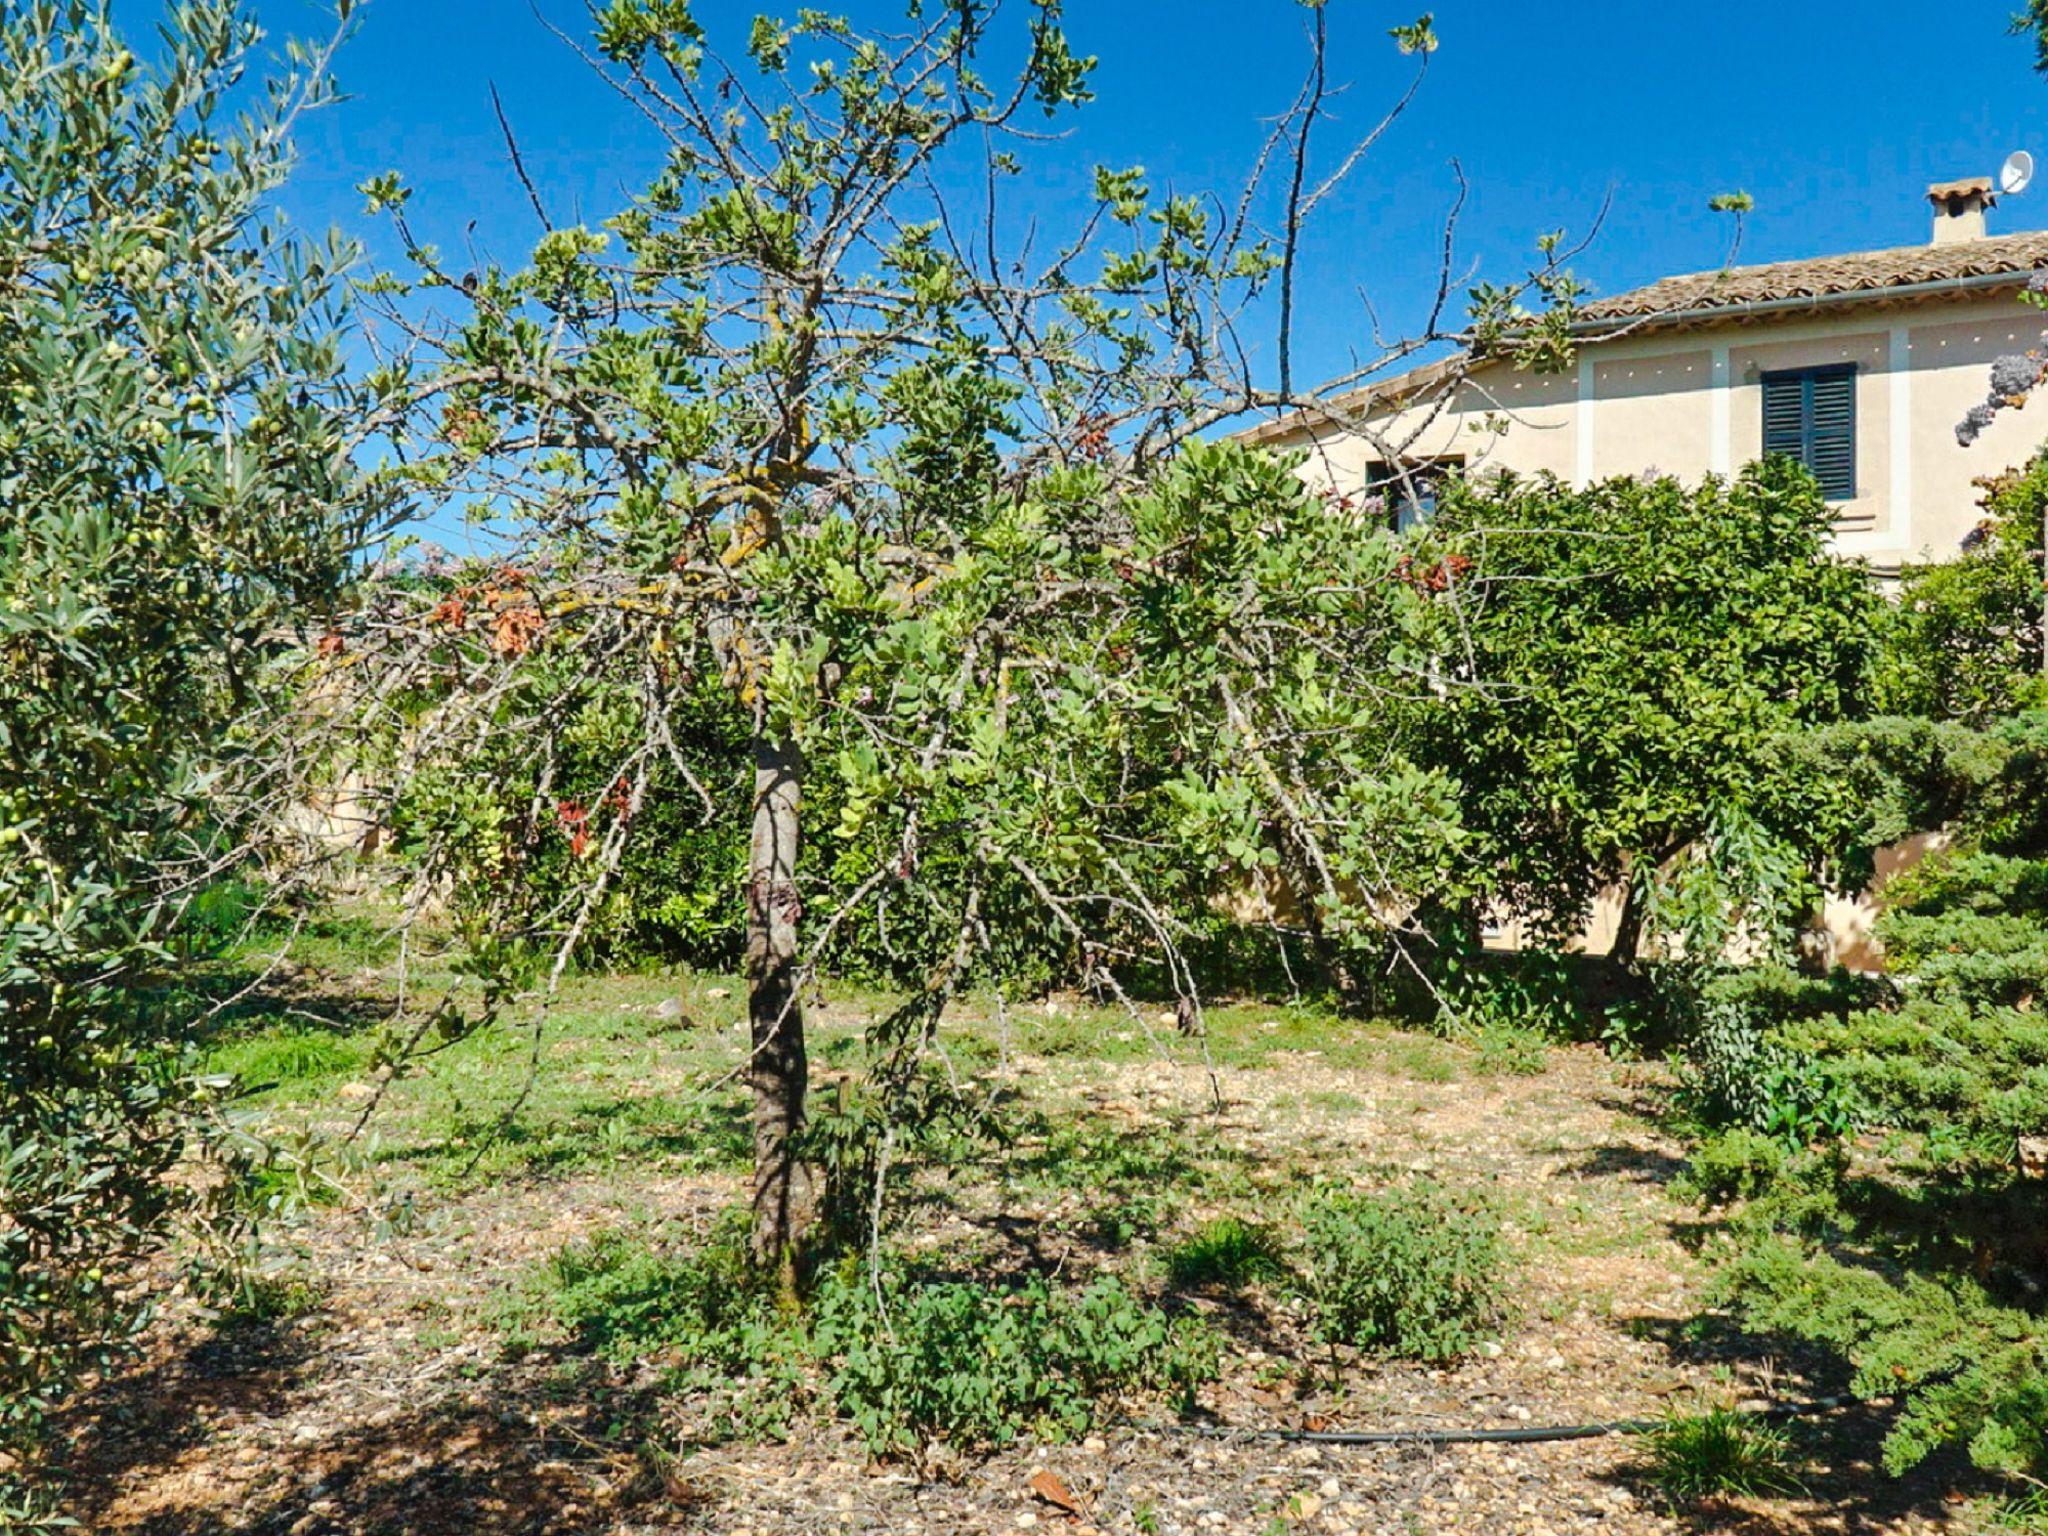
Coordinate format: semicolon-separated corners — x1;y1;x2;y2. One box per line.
1299;1181;1506;1359
508;1220;1218;1458
1650;966;1858;1150
520;1214;771;1368
1640;1408;1799;1504
1675;1128;1787;1207
816;1269;1217;1457
1874;453;2048;724
1684;705;2048;1489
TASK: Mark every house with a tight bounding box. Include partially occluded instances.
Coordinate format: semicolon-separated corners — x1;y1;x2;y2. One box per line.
1243;179;2048;577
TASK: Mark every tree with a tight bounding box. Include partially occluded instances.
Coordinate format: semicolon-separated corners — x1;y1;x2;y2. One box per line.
0;2;383;1517
1406;460;1881;959
323;0;1583;1274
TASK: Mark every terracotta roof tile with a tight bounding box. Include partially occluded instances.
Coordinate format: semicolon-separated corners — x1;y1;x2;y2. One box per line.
1927;176;1995;202
1236;230;2048;447
1578;229;2048;323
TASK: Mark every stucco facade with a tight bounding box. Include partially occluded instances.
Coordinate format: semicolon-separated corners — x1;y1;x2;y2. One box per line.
1265;290;2048;576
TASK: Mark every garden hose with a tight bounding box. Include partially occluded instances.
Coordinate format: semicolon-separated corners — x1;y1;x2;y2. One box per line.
1137;1394;1867;1448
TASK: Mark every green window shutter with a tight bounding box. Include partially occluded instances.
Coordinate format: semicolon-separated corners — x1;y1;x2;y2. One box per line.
1761;364;1857;501
1807;368;1855;500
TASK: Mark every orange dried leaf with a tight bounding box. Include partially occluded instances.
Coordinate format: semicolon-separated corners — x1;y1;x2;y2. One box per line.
1026;1469;1084;1516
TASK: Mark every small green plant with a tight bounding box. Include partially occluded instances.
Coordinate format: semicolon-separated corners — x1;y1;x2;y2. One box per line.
815;1269;1216;1456
1640;1407;1800;1503
1299;1180;1506;1359
1676;1128;1786;1206
1984;1489;2048;1533
1472;1022;1549;1077
513;1212;774;1369
1164;1216;1288;1290
507;1213;808;1443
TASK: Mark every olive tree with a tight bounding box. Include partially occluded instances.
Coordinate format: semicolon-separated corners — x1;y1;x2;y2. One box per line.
0;2;387;1515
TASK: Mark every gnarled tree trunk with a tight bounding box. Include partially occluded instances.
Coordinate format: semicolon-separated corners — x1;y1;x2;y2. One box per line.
746;733;816;1283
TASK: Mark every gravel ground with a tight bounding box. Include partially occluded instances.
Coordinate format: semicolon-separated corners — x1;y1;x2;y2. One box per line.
55;1028;1989;1535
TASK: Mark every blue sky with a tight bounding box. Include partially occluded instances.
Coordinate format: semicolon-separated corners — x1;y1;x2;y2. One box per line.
130;0;2048;406
214;0;2048;395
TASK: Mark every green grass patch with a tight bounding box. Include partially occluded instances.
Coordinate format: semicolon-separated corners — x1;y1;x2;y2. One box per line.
1163;1216;1288;1290
1639;1408;1800;1504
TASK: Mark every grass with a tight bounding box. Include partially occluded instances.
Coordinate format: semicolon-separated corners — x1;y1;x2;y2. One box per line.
1162;1216;1288;1290
1641;1408;1801;1504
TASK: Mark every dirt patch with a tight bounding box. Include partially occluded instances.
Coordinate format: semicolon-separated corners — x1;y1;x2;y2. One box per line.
54;1026;1981;1534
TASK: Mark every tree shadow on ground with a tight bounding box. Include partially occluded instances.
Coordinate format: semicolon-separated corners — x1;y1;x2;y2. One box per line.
1615;1311;2009;1534
1555;1141;1689;1185
58;1316;321;1502
60;1326;680;1536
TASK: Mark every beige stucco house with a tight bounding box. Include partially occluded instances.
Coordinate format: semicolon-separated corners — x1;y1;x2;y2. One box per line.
1239;180;2048;967
1246;179;2048;578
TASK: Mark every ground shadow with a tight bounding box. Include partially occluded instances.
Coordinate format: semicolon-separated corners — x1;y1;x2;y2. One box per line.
1598;1397;1998;1535
1556;1141;1690;1185
1616;1310;2011;1532
60;1326;681;1535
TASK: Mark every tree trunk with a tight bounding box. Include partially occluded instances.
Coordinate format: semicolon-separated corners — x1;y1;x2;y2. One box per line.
745;733;815;1284
1609;880;1645;964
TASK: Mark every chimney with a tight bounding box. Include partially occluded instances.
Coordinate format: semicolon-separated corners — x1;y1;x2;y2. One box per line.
1928;177;1996;244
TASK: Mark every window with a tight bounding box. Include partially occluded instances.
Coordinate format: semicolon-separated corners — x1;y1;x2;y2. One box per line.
1367;457;1462;533
1761;364;1856;501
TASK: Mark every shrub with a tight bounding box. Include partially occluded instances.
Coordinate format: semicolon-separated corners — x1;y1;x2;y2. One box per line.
1640;1408;1799;1504
1299;1181;1506;1359
1661;969;1857;1150
1164;1216;1288;1290
1686;706;2048;1489
517;1213;773;1369
815;1269;1216;1457
508;1221;1217;1457
510;1215;806;1443
1675;1128;1786;1207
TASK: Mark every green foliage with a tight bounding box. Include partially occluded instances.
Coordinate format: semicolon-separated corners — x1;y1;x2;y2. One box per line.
508;1218;1217;1458
1298;1181;1506;1359
1675;1127;1787;1206
1689;705;2048;1486
522;1215;768;1366
1413;461;1880;954
0;1;378;1511
1721;1237;2048;1479
509;1213;804;1442
1163;1216;1288;1291
817;1268;1216;1457
1671;973;1855;1150
1639;1408;1798;1503
1875;454;2048;723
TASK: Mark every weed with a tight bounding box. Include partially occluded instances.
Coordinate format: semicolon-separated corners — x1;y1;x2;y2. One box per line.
1164;1216;1288;1290
1299;1180;1506;1359
510;1212;772;1368
1640;1408;1800;1503
1473;1022;1549;1077
1985;1490;2048;1533
815;1268;1216;1457
203;1026;367;1098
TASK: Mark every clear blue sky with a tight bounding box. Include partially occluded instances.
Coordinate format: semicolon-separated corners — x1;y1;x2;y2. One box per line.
135;0;2048;397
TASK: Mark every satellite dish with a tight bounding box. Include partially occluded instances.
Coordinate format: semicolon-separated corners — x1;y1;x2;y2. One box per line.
2002;149;2035;196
